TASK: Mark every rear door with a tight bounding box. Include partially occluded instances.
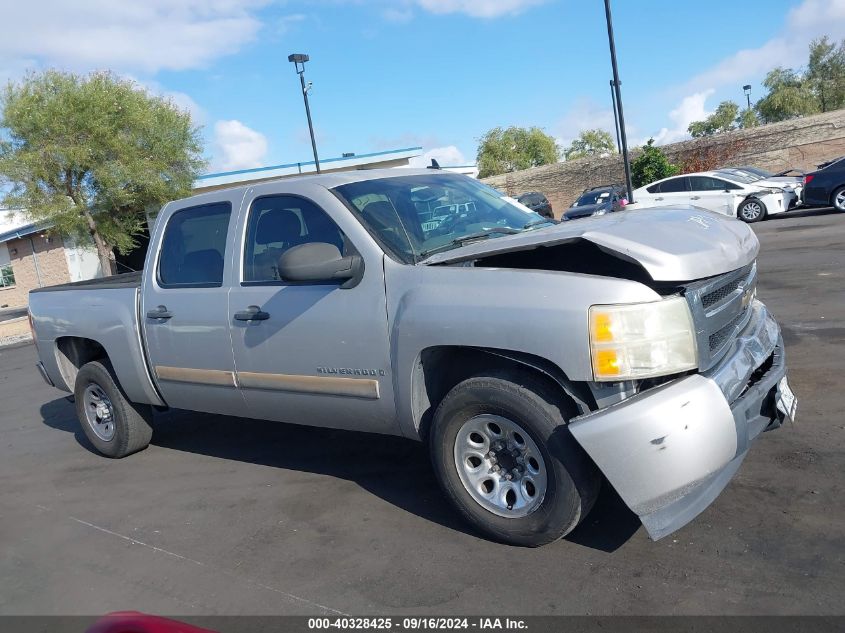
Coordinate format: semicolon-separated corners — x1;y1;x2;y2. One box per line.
141;191;247;417
644;177;690;208
688;176;738;216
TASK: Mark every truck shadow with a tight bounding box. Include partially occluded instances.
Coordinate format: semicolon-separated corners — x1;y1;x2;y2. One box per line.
40;397;640;552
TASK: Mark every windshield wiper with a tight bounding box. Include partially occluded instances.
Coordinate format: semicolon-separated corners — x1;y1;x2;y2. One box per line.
523;218;555;229
419;227;521;258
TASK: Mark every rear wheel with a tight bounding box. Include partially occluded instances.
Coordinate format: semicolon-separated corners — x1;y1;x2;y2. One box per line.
832;186;845;212
738;198;767;222
74;360;153;458
430;371;600;547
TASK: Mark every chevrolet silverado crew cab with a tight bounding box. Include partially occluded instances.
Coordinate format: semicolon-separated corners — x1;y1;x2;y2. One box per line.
29;169;797;547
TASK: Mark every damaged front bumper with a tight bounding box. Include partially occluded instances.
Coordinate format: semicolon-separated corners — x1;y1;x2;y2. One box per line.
569;300;790;540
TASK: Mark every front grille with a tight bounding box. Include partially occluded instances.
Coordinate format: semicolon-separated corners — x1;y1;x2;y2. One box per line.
702;277;745;310
709;312;747;351
684;262;757;371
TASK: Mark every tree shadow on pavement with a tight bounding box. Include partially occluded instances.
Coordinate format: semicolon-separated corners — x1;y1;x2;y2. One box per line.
40;397;641;552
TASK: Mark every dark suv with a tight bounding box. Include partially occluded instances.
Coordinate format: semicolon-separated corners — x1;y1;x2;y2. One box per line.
802;156;845;211
564;185;626;220
515;192;554;219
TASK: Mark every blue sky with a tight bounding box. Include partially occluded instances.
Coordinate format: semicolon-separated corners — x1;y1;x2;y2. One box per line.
2;0;843;172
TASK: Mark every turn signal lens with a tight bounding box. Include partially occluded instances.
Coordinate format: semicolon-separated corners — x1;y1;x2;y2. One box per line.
589;297;698;381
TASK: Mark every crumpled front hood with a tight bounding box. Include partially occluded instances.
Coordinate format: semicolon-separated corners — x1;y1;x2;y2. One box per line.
421;206;759;282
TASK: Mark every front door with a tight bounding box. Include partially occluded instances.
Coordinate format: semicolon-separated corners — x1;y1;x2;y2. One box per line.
142;192;247;417
228;190;396;434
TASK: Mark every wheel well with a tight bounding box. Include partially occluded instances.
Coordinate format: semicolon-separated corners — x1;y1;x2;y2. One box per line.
55;337;108;390
412;346;592;442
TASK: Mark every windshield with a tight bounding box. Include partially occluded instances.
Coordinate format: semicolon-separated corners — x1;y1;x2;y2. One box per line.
334;174;549;263
714;169;759;184
573;190;612;206
737;166;773;178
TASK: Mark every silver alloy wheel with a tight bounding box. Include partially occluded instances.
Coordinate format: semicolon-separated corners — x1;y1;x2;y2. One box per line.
740;200;763;220
454;414;548;518
835;189;845;211
83;383;116;442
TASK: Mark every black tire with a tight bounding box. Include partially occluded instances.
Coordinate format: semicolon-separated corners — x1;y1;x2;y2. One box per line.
74;359;153;458
737;198;767;223
430;371;600;547
832;185;845;212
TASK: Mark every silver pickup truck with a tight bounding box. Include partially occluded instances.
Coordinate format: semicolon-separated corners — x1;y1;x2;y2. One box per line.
29;169;797;546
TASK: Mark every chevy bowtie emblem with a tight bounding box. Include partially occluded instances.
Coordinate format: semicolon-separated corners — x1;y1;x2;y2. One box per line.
688;215;711;228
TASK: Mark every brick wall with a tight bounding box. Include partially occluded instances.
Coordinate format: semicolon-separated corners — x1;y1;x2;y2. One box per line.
483;108;845;218
0;234;71;308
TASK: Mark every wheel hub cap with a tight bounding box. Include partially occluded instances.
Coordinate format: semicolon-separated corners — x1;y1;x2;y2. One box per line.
83;383;115;442
454;414;547;518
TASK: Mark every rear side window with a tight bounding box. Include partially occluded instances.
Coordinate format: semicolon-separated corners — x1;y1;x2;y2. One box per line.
243;195;349;283
158;202;231;288
658;177;688;193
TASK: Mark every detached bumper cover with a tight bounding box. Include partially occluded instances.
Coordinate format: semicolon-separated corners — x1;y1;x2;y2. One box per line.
570;301;788;539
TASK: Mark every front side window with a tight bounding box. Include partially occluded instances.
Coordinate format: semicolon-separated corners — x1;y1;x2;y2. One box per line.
689;176;731;191
243;195;349;283
334;174;549;262
158;202;231;288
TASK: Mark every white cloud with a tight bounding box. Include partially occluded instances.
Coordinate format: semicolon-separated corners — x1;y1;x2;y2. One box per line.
555;98;619;148
0;0;270;75
647;90;715;146
413;0;547;18
212;120;268;171
410;145;468;167
685;0;845;93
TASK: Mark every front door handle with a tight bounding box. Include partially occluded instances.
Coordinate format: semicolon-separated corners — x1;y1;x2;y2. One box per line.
654;197;664;201
146;305;173;319
234;305;270;321
690;195;701;200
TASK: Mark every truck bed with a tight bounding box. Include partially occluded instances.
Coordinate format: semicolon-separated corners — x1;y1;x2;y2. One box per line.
29;271;142;293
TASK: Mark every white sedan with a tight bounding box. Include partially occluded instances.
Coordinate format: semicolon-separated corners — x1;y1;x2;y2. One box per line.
632;171;791;222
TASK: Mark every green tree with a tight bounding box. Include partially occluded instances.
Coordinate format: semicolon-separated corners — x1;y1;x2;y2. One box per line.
631;139;678;188
687;101;740;137
738;108;759;129
563;128;616;160
476;126;559;178
806;36;845;113
756;67;818;123
0;70;205;274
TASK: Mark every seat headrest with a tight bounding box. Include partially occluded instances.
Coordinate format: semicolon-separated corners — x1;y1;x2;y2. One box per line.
255;209;302;245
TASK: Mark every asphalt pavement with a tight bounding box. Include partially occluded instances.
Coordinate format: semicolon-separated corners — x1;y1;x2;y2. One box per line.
0;207;843;616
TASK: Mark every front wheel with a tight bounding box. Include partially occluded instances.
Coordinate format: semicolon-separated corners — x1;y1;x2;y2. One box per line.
74;359;153;458
430;372;600;547
738;198;767;222
832;185;845;212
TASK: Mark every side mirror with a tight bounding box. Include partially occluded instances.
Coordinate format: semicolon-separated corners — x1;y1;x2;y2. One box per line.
277;242;363;288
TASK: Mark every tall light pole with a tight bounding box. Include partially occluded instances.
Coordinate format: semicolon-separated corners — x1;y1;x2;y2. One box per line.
743;84;752;110
609;79;622;154
288;53;320;173
603;0;633;203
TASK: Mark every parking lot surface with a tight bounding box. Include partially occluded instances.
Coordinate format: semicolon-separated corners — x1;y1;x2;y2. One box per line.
1;208;843;616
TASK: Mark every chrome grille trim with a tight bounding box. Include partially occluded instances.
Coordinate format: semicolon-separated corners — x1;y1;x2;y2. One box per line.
684;262;757;371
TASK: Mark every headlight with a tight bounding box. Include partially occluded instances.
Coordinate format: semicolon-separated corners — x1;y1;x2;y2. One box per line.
589;297;698;381
592;209;608;216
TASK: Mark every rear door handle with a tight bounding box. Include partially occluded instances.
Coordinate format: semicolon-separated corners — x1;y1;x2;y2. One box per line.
690;195;701;200
234;305;270;321
146;305;173;320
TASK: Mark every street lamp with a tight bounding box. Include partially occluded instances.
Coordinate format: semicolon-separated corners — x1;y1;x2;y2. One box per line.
743;84;752;110
609;79;622;154
288;53;321;173
603;0;633;203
